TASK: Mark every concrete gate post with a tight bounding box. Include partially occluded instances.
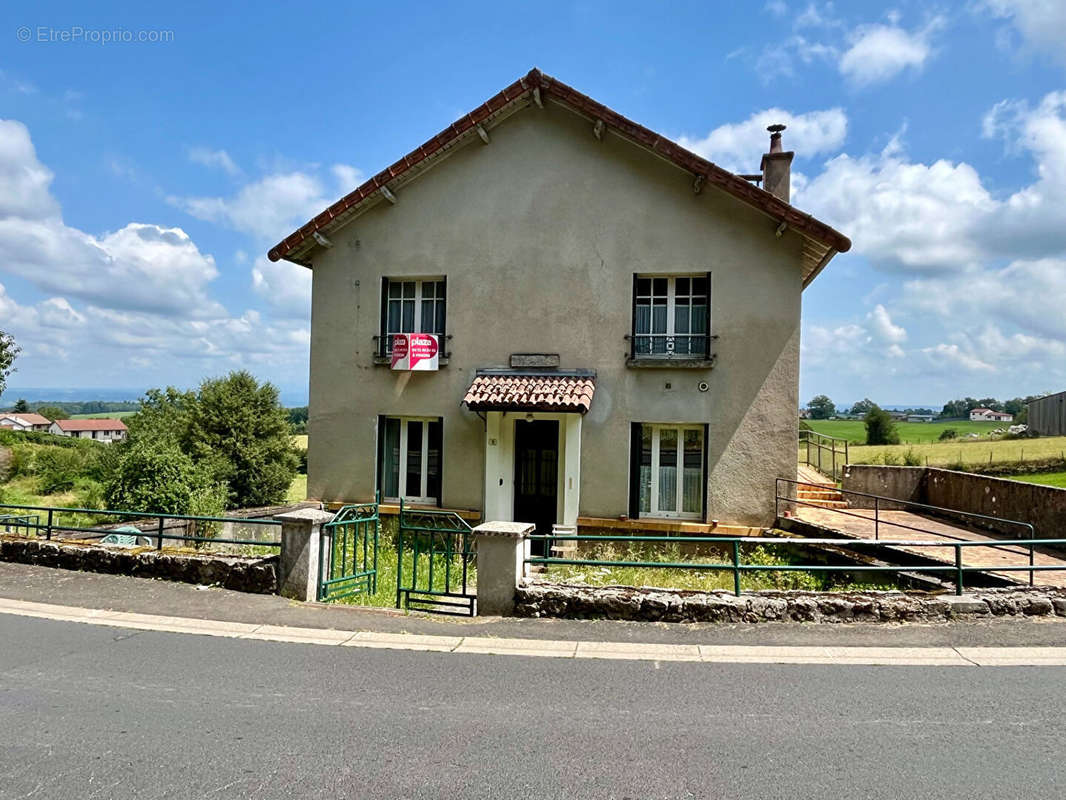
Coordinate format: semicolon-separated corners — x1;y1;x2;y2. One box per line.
274;508;335;602
473;521;534;616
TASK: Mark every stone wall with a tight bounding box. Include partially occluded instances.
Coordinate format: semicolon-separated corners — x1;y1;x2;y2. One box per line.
516;581;1066;623
0;535;277;594
841;464;1066;539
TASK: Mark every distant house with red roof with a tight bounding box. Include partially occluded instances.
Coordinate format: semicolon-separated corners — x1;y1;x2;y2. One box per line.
49;418;128;443
969;408;1013;422
0;413;53;432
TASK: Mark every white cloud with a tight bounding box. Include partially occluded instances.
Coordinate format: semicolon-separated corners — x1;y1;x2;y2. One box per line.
796;135;996;270
867;304;906;344
838;18;944;87
176;171;332;242
251;256;312;317
0;119;223;316
332;163;364;192
799;91;1066;272
982;0;1066;64
920;343;995;373
187;146;241;176
677;107;847;172
0;119;311;390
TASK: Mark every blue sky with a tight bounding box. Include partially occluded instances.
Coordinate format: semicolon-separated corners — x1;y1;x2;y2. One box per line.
0;0;1064;408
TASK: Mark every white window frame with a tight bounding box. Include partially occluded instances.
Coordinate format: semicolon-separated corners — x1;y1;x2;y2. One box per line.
641;423;704;520
383;278;446;352
382;416;439;505
633;274;709;358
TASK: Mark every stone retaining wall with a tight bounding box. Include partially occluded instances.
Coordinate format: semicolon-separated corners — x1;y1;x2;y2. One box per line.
516;581;1066;623
0;535;277;594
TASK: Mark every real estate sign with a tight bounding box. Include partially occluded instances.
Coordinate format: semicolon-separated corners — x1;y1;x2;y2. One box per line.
390;333;439;371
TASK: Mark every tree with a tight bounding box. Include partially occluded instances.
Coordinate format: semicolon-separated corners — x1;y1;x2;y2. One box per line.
850;398;876;416
122;371;298;510
0;329;19;400
35;405;68;421
185;372;299;508
12;399;28;413
806;395;836;420
864;405;900;446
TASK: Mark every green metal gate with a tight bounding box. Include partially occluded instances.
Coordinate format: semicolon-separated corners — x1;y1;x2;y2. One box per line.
318;503;379;602
396;500;476;616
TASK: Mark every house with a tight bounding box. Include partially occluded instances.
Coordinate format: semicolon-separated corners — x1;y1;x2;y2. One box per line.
969;408;1013;422
49;418;128;443
0;413;52;432
268;69;850;529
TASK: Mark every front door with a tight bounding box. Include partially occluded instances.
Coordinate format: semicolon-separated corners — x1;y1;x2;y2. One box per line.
513;419;559;552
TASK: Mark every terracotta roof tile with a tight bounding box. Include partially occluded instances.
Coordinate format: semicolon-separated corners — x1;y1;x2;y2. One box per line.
462;373;595;414
54;418;128;432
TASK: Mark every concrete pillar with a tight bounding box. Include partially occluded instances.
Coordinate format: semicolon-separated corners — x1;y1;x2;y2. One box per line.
274;508;335;602
473;520;533;616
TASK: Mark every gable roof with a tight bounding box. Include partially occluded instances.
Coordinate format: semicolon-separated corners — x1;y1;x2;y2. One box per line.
53;418;128;432
267;68;850;287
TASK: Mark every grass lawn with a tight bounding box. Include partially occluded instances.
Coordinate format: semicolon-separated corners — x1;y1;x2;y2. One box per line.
286;474;307;503
806;418;1006;444
1005;471;1066;489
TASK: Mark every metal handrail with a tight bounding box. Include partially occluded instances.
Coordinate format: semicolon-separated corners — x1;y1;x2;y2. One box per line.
0;501;281;549
798;429;850;479
524;530;1064;596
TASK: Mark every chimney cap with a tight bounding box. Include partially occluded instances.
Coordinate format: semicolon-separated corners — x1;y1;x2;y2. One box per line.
767;123;787;134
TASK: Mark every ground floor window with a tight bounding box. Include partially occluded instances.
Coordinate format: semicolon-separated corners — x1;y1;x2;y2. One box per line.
378;416;442;504
631;423;705;519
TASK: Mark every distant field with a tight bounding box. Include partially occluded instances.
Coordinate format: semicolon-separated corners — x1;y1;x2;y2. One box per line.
70;411;137;419
824;436;1066;470
292;434;308;449
805;418;1006;444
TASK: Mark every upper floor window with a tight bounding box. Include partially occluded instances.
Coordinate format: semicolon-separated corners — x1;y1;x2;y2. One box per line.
379;278;446;355
631;275;709;360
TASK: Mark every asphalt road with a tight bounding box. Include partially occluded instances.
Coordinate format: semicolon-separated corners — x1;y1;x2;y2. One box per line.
1;615;1064;799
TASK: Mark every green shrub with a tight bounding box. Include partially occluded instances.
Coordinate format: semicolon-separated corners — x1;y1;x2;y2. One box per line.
939;428;958;441
864;406;900;445
104;440;215;515
903;448;922;467
882;451;902;466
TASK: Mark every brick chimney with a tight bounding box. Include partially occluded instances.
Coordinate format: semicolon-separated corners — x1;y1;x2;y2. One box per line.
760;124;794;203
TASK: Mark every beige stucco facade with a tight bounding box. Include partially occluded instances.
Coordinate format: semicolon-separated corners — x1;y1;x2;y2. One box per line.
306;101;804;526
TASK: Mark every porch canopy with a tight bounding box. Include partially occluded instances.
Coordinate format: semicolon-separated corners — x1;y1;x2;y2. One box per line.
462;369;596;413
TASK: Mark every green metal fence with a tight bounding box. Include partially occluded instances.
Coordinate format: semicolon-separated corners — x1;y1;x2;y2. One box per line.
318;503;380;602
0;502;281;550
396;500;476;616
525;532;1065;596
0;513;39;537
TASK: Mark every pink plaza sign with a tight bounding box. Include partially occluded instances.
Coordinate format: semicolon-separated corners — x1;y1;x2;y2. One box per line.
390;333;440;371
